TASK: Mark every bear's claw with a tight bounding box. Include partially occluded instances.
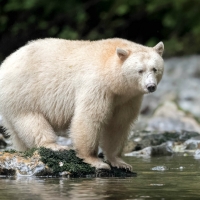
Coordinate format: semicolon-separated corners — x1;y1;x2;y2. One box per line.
107;158;132;171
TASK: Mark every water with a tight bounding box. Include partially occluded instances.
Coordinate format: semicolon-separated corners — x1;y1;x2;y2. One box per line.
1;155;200;200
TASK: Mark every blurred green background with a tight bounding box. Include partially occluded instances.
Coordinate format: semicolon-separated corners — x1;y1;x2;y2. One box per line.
1;0;200;61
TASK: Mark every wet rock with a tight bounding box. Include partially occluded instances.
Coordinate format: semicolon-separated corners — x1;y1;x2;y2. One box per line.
126;130;199;152
151;142;174;156
96;167;137;178
184;138;200;150
0;151;47;176
172;143;186;153
124;130;200;157
125;142;173;157
0;148;136;177
160;136;200;153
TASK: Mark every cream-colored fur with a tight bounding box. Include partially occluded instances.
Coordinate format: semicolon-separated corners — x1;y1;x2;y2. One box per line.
0;38;164;170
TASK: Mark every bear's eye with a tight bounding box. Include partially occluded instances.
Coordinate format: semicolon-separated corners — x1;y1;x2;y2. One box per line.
138;69;143;74
153;68;157;73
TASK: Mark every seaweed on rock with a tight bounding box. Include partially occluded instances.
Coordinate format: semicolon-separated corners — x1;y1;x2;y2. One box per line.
38;147;137;177
38;147;96;177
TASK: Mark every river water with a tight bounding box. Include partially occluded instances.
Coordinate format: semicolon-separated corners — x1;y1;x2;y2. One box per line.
0;155;200;200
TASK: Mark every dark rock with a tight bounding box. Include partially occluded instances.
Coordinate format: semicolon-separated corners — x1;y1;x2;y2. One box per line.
184;139;200;150
125;142;173;157
126;130;199;153
96;167;137;178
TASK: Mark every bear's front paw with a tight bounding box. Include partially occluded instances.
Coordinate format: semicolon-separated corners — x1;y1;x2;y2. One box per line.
81;156;111;170
95;162;111;170
107;157;132;171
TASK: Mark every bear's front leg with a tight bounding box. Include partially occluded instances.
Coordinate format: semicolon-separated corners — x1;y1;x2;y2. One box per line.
101;97;143;171
101;124;133;171
71;113;111;169
70;89;113;170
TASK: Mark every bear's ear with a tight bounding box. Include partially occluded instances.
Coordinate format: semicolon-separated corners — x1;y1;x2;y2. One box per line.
153;42;164;56
116;48;129;60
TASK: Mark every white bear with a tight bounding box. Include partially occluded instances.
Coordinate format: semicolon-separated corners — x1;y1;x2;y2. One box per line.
0;38;164;170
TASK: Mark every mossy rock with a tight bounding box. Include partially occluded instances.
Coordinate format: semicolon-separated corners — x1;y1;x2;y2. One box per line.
38;147;96;177
4;147;136;178
38;147;136;178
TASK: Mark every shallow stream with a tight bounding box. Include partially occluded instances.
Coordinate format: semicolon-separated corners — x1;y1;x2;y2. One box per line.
1;155;200;199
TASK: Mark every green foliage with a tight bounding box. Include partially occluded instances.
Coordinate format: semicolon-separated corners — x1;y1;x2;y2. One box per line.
145;0;200;56
0;0;200;59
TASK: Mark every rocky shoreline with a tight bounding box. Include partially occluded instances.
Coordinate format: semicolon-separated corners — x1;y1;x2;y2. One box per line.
1;129;200;177
124;130;200;157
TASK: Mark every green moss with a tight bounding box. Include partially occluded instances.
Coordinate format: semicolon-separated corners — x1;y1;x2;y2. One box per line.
38;147;136;177
38;147;96;177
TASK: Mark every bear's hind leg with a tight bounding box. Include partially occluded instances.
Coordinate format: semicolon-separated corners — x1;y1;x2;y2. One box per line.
10;112;69;151
12;132;28;151
2;118;27;151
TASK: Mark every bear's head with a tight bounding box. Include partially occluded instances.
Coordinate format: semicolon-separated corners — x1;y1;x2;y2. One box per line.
116;42;164;95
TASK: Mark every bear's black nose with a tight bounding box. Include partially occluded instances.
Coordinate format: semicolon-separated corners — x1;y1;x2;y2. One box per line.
147;84;156;93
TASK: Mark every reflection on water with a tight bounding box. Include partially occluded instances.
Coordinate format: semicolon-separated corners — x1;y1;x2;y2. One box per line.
1;155;200;199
